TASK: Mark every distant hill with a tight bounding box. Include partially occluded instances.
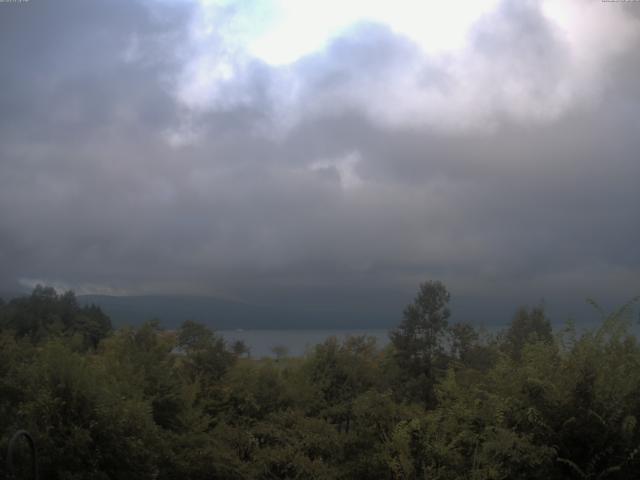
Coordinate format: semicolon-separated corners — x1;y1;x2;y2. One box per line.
77;294;398;330
0;291;21;303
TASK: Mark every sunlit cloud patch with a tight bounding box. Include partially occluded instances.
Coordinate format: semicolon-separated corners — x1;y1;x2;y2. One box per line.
167;0;639;137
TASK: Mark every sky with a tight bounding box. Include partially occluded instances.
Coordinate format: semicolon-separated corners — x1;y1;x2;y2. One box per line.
1;0;639;325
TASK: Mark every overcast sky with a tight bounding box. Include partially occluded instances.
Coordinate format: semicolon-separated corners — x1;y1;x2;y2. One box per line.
1;0;639;324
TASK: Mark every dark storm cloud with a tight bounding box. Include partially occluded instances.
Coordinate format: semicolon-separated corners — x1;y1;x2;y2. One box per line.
0;0;193;289
0;0;638;324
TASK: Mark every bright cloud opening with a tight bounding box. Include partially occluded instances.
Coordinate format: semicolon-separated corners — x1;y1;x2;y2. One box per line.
197;0;502;65
173;0;640;135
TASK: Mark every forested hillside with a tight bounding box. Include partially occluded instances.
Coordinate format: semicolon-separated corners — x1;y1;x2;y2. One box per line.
1;283;640;479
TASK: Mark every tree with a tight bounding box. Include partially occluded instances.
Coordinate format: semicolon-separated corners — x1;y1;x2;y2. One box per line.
0;286;111;349
390;280;451;407
177;319;215;352
305;336;381;433
231;339;250;358
73;304;112;349
177;320;235;385
6;341;163;478
271;345;289;361
448;321;480;364
502;306;552;360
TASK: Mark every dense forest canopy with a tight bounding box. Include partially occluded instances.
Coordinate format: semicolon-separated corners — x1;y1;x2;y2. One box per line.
1;283;640;479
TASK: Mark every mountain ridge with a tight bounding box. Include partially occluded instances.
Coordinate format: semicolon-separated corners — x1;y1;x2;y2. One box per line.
78;293;397;330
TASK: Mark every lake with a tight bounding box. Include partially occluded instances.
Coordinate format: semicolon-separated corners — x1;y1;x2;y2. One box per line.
218;329;391;358
218;318;637;358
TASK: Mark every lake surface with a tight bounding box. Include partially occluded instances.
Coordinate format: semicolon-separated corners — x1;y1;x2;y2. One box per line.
218;329;391;358
217;317;638;358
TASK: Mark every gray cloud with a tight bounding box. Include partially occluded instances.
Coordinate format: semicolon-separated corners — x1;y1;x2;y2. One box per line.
1;0;639;325
175;0;639;133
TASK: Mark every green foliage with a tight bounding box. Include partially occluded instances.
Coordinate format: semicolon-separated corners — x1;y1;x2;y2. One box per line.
178;319;236;383
501;305;553;360
2;285;640;479
390;280;452;407
0;285;111;349
1;341;163;479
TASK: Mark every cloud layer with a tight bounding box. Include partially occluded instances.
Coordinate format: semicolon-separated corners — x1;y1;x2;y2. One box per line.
1;0;639;323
